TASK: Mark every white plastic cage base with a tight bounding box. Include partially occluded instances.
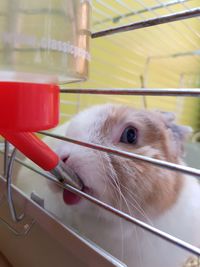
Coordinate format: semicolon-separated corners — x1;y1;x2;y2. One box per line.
0;173;126;267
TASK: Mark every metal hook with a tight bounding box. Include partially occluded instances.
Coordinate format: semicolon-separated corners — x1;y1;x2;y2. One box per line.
6;147;24;222
0;185;35;237
4;140;9;177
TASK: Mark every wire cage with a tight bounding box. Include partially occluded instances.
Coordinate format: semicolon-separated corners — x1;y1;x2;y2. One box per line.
0;1;200;267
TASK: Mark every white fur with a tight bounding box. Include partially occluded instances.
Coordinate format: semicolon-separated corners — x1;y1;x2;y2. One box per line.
15;105;200;267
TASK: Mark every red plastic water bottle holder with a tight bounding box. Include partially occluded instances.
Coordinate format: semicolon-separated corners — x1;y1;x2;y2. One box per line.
0;82;59;131
0;82;60;170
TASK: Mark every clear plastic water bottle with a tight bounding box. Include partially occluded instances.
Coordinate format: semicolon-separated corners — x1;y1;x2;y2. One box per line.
0;0;91;131
0;0;90;84
0;0;90;189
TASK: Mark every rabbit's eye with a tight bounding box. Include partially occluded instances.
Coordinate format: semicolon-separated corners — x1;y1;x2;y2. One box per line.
120;127;137;144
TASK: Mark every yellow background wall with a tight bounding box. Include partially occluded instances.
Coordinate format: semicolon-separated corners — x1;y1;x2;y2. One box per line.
60;0;200;131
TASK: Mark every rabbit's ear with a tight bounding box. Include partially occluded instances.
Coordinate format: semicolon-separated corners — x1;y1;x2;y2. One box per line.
159;111;193;156
168;124;192;141
169;124;192;157
160;111;192;141
160;111;176;122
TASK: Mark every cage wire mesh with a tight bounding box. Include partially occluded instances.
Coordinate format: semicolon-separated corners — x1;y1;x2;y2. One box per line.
0;0;200;267
52;0;200;264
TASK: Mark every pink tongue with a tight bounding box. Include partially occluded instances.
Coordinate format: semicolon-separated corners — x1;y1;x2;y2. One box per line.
63;189;81;205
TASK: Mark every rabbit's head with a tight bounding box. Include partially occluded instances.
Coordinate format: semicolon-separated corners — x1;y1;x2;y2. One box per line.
56;104;191;220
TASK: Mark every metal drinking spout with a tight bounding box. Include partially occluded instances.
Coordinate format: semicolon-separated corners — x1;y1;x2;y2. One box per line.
1;131;83;190
51;160;83;190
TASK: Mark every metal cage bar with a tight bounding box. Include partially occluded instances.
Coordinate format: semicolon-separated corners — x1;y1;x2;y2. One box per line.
38;131;200;179
60;88;200;96
7;154;200;257
92;8;200;38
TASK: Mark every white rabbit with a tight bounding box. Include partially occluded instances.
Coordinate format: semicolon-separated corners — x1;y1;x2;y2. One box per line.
16;104;200;267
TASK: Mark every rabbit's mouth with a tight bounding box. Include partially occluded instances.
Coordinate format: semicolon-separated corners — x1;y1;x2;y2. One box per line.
63;177;91;205
60;157;88;205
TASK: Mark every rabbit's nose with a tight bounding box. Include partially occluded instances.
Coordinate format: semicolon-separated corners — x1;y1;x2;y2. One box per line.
53;156;83;190
61;156;69;164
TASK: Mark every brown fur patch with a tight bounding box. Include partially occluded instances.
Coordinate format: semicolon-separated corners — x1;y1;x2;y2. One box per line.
98;105;185;218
